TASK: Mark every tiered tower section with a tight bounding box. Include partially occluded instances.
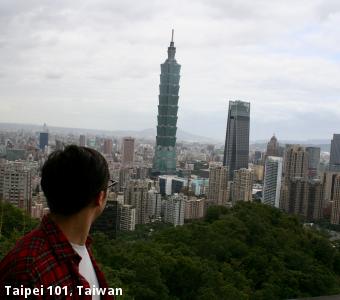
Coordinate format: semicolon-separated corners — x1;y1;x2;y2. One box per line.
153;30;181;175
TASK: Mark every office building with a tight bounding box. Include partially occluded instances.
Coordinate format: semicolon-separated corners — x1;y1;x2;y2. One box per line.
330;134;340;172
223;100;250;179
262;156;283;208
122;137;135;166
164;194;185;226
306;147;320;178
207;166;229;205
191;178;209;196
153;30;181;175
330;174;340;224
266;135;280;157
231;168;253;203
92;198;120;237
39;132;48;151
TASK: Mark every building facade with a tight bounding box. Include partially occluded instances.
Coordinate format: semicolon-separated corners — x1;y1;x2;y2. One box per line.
153;31;181;175
306;146;320;178
262;156;283;208
164;194;185;226
330;134;340;172
231;168;253;203
122;137;135;166
223;100;250;179
207;165;229;205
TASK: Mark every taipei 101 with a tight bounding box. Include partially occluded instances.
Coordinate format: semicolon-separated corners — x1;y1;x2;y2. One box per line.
0;1;340;299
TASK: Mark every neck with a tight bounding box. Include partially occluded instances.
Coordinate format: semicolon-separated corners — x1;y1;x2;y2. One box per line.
50;210;94;245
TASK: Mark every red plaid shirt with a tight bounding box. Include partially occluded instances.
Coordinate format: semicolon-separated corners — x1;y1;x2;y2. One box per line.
0;215;114;299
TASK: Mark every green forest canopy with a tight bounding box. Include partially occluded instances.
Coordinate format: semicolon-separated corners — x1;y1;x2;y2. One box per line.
1;201;339;300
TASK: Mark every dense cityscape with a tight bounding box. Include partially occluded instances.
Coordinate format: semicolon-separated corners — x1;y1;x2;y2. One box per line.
0;34;340;235
1;3;340;296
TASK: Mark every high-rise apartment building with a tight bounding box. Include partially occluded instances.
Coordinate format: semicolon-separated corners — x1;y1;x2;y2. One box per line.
329;134;340;172
119;204;136;231
281;178;323;221
164;194;185;226
184;198;205;220
122;137;135;166
262;156;283;208
147;188;162;221
153;30;181;175
231;168;253;203
0;161;36;213
207;165;229;205
282;145;308;181
223;100;250;179
124;180;152;224
306;147;320;178
103;138;113;155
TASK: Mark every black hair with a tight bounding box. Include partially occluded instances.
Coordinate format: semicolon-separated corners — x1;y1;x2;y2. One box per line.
41;145;109;215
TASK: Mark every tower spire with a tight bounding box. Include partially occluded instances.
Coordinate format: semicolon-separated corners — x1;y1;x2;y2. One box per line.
168;29;176;59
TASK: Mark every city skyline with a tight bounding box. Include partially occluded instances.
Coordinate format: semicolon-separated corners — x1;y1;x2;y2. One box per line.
0;1;340;140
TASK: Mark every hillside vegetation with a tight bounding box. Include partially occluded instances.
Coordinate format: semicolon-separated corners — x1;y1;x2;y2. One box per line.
1;201;339;299
92;202;340;300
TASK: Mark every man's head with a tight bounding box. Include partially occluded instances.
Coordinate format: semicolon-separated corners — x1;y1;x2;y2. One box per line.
41;145;110;216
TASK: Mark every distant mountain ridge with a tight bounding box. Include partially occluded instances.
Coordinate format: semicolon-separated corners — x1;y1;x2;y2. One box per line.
0;122;220;143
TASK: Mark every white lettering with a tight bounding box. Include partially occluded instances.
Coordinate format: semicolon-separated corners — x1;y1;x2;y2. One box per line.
13;287;20;296
24;287;31;298
5;286;11;295
76;286;83;295
115;288;123;296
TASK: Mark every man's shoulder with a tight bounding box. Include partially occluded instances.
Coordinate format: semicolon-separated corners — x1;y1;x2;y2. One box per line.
0;227;50;278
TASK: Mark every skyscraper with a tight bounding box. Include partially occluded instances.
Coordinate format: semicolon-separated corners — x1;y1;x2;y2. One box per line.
153;30;181;175
331;174;340;225
39;132;48;151
266;135;279;157
122;137;135;166
262;156;283;208
223;100;250;179
329;134;340;172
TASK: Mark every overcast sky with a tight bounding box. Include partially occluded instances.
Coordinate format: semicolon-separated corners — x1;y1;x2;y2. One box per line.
0;0;339;141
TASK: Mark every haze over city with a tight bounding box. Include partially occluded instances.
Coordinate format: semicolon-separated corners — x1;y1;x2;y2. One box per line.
0;0;339;140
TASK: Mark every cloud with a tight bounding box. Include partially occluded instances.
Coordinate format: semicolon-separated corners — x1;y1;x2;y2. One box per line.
0;0;339;141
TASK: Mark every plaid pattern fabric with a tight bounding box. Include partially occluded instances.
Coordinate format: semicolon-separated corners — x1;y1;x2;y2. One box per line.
0;215;114;299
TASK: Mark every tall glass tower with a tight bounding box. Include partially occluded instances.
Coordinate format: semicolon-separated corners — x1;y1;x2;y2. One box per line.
152;30;181;175
223;100;250;179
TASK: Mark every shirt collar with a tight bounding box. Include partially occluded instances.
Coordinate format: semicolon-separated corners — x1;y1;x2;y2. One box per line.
40;214;92;263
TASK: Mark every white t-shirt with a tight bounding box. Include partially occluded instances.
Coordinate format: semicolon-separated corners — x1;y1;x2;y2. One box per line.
71;243;100;300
